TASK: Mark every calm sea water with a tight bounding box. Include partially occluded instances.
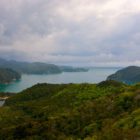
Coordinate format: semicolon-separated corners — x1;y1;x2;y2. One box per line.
0;68;120;93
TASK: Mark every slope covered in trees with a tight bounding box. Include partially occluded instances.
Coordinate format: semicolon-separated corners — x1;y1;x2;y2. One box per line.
1;81;140;139
0;68;21;84
107;66;140;84
0;58;62;74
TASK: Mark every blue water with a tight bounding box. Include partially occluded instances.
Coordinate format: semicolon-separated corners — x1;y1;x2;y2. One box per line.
0;68;120;93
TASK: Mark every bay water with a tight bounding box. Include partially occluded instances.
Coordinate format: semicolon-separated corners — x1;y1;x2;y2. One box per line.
0;67;120;93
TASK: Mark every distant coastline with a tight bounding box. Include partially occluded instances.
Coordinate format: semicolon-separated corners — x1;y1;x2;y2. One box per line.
0;67;119;93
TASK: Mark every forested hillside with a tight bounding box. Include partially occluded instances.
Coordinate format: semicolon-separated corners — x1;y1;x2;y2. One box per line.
0;58;62;74
0;81;140;139
0;58;88;75
0;68;21;84
107;66;140;84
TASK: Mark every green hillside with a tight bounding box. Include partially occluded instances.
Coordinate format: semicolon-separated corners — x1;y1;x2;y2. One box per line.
0;58;62;74
0;68;21;84
1;81;140;139
0;58;89;75
107;66;140;84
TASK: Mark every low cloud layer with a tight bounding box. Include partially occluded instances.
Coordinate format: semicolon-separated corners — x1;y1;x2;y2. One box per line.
0;0;140;66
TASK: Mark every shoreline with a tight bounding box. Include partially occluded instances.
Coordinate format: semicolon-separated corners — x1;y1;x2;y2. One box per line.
0;96;9;101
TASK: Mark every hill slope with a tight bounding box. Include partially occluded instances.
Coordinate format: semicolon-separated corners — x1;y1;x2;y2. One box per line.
0;58;62;74
0;58;89;74
0;68;21;84
107;66;140;84
1;81;140;139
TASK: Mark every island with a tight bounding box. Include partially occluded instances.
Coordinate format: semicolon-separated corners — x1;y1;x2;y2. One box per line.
60;66;89;72
107;66;140;84
0;68;21;84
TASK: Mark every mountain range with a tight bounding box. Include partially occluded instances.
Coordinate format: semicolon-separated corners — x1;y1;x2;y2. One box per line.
0;58;88;75
0;58;89;84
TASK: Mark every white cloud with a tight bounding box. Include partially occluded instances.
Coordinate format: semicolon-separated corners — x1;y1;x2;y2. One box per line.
0;0;140;66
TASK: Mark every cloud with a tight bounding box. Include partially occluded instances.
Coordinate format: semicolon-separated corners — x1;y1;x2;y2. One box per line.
0;0;140;66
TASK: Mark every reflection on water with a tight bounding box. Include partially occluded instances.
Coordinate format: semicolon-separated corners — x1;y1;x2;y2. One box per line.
0;68;120;93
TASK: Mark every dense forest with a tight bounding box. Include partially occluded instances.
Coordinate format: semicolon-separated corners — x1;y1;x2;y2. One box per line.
107;66;140;84
0;68;21;84
0;80;140;139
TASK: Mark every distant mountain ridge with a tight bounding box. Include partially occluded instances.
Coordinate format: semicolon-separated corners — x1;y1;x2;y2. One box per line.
107;66;140;84
59;66;89;72
0;58;89;74
0;58;62;74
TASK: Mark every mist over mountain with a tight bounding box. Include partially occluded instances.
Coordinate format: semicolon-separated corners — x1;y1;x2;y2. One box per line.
0;58;62;74
0;58;88;75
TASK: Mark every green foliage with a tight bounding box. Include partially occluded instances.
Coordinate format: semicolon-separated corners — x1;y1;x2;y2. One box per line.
107;66;140;84
1;81;140;139
0;68;21;84
0;58;62;74
60;66;89;72
0;92;15;97
0;58;89;75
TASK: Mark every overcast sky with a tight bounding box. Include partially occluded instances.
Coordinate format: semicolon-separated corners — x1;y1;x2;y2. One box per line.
0;0;140;66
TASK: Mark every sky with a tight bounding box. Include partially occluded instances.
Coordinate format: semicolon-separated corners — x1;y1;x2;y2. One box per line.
0;0;140;66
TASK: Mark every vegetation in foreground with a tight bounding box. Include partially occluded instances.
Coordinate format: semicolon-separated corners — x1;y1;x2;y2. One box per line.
1;81;140;139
